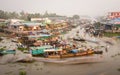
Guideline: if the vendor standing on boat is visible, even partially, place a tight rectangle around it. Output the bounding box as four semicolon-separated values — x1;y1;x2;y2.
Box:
29;48;32;54
13;48;16;55
105;45;109;52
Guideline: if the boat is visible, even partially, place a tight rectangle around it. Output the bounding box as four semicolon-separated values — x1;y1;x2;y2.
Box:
32;48;96;59
0;50;16;55
73;38;85;41
31;45;54;56
47;50;94;59
94;51;103;54
31;45;103;59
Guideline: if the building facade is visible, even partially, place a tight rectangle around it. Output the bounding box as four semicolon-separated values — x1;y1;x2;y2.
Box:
108;12;120;19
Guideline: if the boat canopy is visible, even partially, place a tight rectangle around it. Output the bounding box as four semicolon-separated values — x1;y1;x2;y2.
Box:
32;49;44;55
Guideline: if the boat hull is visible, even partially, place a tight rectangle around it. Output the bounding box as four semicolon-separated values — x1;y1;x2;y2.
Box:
47;50;94;59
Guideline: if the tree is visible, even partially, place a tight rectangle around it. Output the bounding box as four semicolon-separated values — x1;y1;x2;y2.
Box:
0;10;68;21
9;12;19;19
72;15;80;19
44;11;49;17
27;15;31;21
34;13;41;18
20;11;28;20
0;10;19;19
0;10;7;19
94;22;101;29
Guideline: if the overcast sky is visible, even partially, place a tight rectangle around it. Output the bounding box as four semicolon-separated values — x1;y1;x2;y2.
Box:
0;0;120;17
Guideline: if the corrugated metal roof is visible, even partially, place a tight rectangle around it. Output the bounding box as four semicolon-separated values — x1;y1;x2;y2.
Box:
21;21;44;26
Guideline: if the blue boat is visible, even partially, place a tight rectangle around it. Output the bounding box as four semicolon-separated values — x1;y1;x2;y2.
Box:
0;50;16;55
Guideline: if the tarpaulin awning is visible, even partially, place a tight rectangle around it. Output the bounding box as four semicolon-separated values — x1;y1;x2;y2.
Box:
108;18;120;24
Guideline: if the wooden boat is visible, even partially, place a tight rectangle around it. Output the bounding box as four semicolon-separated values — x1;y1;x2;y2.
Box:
31;46;103;59
73;38;85;42
46;50;94;59
94;51;103;54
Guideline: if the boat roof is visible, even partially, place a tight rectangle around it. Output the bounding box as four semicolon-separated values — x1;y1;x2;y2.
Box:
30;45;53;50
44;48;62;52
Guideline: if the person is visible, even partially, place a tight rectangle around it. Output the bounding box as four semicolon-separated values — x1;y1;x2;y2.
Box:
53;44;56;48
29;49;32;54
44;52;48;58
13;48;16;55
73;44;76;49
105;45;109;52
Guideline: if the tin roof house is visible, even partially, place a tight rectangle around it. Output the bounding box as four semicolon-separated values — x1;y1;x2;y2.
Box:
8;20;44;32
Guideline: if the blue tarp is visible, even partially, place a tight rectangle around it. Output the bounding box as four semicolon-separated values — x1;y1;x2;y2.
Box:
71;49;78;53
108;18;120;24
32;49;44;55
31;45;53;55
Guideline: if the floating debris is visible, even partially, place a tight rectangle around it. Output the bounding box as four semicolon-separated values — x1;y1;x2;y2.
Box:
117;68;120;72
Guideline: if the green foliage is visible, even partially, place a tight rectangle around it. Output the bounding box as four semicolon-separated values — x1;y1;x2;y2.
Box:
0;22;6;26
0;10;19;19
0;10;67;20
104;32;120;37
3;46;6;48
0;9;79;25
0;10;8;19
17;47;27;52
0;46;6;51
0;48;5;51
94;22;101;29
19;70;27;75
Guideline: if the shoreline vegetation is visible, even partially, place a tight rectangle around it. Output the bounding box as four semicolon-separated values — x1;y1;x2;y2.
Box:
104;32;120;37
